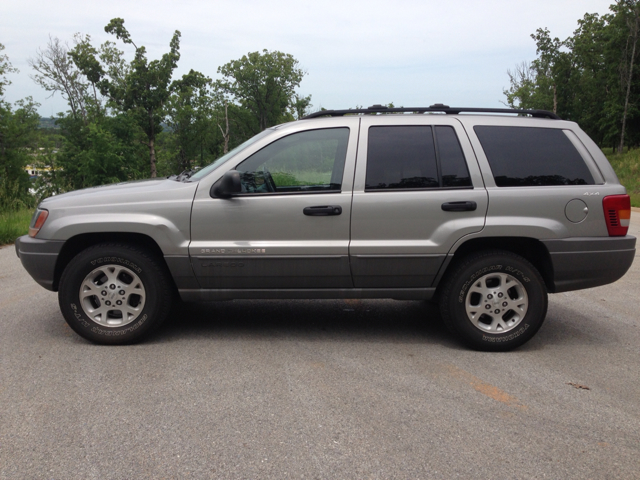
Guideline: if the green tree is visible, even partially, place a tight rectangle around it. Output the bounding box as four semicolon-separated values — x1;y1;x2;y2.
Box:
162;69;216;173
505;1;640;151
291;94;313;119
54;108;148;191
503;28;573;116
0;44;40;209
216;50;307;133
609;0;640;152
73;18;182;177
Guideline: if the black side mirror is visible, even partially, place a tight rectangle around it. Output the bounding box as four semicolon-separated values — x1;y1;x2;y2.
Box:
211;170;242;199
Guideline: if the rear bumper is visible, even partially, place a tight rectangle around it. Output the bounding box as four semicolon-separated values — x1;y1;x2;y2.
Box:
15;235;65;291
542;236;636;293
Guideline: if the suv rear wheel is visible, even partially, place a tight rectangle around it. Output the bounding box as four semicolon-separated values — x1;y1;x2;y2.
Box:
439;250;548;351
58;243;173;344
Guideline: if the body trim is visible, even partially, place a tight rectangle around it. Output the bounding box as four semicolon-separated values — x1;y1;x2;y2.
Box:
542;236;636;292
178;287;436;301
15;236;65;291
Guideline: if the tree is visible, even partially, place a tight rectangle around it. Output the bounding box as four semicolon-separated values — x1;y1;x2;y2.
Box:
72;18;182;177
28;35;91;122
0;44;40;209
163;69;216;172
503;61;537;109
504;3;640;149
53;111;147;191
291;94;313;119
216;50;307;133
0;42;18;98
610;0;640;152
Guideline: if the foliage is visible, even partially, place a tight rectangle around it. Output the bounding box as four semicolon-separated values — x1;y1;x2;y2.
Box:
68;18;183;177
0;43;18;97
21;20;312;186
217;50;307;133
29;35;92;122
52;109;147;191
505;1;640;151
161;70;217;174
0;207;31;244
1;44;40;210
605;147;640;206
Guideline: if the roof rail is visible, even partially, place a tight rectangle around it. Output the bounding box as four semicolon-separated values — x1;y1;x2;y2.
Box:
302;104;561;120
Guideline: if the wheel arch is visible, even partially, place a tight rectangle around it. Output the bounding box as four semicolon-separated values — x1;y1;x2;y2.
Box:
53;233;167;292
445;237;555;293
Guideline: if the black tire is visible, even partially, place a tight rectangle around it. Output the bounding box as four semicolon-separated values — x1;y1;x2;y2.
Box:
58;243;174;345
439;250;548;351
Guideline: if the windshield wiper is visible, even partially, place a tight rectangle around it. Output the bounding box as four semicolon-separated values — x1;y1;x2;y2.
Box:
174;169;195;182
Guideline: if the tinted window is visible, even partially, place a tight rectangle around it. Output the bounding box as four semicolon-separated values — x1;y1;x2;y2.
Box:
366;126;438;190
474;126;595;187
236;128;349;194
436;126;472;187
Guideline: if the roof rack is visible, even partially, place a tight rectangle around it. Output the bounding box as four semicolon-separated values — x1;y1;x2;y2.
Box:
302;104;561;120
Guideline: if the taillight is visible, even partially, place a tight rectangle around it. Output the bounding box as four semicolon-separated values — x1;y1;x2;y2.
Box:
602;195;631;236
28;208;49;238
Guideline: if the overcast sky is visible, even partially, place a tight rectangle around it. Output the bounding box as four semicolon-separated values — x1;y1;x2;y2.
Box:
1;0;615;117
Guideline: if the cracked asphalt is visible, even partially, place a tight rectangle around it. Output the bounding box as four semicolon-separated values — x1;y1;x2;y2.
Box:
1;212;639;479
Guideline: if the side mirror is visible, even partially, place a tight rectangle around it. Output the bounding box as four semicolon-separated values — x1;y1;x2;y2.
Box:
211;170;242;199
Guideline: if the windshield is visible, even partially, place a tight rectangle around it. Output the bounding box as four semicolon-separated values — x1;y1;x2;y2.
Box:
189;129;275;181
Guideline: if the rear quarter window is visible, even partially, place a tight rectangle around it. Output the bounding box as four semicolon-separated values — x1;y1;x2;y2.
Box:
474;126;595;186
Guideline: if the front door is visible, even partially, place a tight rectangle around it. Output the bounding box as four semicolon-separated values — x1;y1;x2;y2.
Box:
190;121;359;291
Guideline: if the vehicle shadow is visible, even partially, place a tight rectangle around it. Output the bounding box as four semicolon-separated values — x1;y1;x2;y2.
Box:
153;298;461;348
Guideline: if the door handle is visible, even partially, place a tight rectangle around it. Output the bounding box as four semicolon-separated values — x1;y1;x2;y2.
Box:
303;205;342;216
441;201;477;212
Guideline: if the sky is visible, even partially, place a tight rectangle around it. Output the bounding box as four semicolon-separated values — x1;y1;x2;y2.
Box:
1;0;615;117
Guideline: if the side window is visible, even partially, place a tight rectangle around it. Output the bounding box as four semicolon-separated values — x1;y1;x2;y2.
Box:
365;125;471;191
436;126;472;188
474;126;595;187
366;126;438;190
236;128;349;194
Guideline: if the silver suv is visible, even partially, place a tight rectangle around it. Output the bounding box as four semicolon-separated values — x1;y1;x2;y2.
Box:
15;105;636;350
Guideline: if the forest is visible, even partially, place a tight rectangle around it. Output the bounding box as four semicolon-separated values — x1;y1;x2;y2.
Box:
1;1;639;243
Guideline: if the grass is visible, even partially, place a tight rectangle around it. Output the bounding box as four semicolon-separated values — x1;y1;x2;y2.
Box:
605;148;640;207
272;170;332;186
0;208;32;246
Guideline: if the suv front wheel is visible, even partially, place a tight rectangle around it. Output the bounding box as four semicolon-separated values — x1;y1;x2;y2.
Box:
58;243;173;345
439;250;548;351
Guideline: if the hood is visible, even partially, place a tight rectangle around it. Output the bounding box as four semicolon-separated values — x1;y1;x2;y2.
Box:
39;178;198;209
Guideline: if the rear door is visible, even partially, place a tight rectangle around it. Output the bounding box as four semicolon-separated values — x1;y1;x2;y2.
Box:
349;116;488;288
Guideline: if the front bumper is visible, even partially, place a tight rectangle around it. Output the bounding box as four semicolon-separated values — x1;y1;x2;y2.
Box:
542;236;636;293
15;235;65;291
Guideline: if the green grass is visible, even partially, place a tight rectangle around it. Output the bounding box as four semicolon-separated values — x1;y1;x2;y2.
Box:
605;148;640;207
272;170;332;186
0;208;32;246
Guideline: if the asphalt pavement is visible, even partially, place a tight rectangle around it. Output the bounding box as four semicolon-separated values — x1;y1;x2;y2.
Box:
1;213;639;479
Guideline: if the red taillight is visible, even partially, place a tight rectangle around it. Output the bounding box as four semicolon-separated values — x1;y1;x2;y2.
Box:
28;209;49;238
602;195;631;236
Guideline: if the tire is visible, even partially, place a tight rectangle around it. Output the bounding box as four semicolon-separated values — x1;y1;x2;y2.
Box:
439;250;548;351
58;243;174;345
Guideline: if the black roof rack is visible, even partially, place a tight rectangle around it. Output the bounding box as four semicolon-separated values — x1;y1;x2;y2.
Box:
302;104;561;120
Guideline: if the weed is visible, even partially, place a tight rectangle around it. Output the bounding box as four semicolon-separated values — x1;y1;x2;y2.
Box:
0;208;32;245
605;149;640;207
